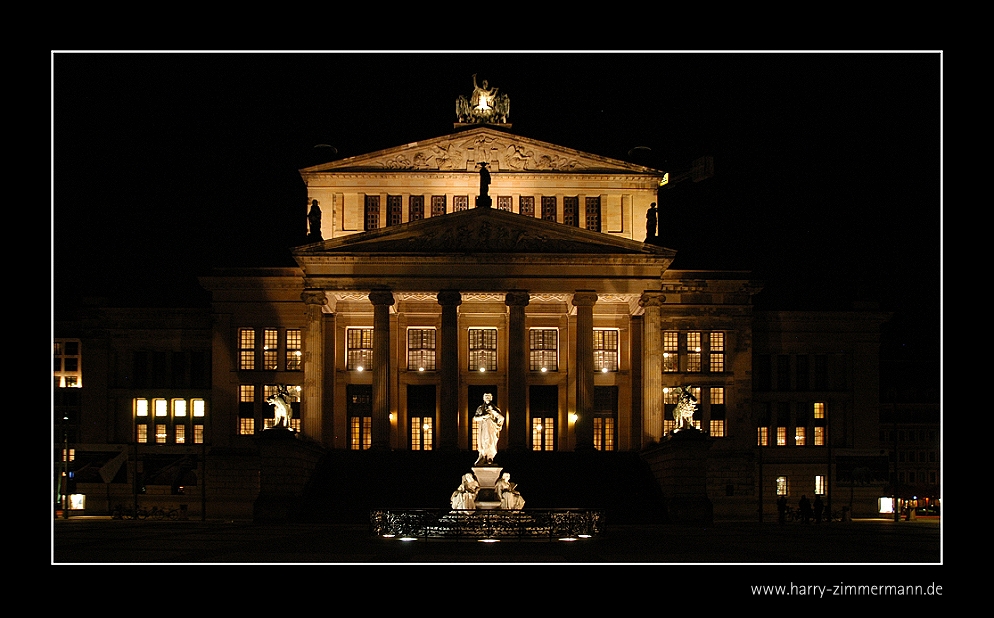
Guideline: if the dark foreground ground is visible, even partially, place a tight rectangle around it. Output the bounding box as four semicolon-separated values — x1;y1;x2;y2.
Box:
53;516;940;565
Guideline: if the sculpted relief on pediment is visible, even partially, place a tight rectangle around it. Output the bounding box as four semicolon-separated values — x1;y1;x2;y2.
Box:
370;133;588;172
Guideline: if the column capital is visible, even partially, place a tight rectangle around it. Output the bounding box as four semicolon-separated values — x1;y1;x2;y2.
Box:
301;290;328;307
571;290;598;307
505;290;530;307
368;290;395;307
436;290;462;307
639;291;667;308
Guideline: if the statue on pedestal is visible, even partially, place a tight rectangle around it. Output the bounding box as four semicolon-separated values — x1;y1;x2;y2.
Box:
307;199;322;241
473;392;504;465
673;385;698;431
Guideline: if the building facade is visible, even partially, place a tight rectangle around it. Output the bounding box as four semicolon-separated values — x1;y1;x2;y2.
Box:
55;115;895;522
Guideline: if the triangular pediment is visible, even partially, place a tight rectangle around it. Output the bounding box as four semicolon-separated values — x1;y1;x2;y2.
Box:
300;126;662;175
294;207;676;257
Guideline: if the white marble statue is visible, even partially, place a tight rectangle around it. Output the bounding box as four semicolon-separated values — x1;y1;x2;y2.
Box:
495;472;525;510
473;393;504;465
266;385;294;429
450;473;480;511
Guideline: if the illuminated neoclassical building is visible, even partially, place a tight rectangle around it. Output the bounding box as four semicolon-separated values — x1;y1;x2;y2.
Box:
57;81;892;523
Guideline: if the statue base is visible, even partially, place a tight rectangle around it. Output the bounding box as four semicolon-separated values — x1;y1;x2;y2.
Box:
472;465;503;509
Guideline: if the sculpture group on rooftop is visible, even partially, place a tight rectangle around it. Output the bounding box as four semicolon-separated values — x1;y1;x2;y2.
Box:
456;74;510;124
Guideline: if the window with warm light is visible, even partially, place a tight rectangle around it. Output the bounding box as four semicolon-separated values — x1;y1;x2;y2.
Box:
454;195;469;211
709;387;725;437
407;328;436;371
814;426;826;446
593;329;619;372
594;416;615;451
663;331;679;372
364;194;380;230
347;328;374;371
348;385;372;450
687;332;702;372
795;426;806;446
410;416;434;450
757;427;768;446
709;332;724;372
239;385;255;435
814;402;826;446
776;476;789;496
531;417;555;451
815;475;826;495
263;328;278;370
54;338;82;388
239;328;255;370
777;426;787;446
497;196;512;212
529;328;558;372
469;328;497;372
286;329;302;371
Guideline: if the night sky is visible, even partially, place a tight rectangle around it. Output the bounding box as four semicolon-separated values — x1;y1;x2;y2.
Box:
51;51;942;373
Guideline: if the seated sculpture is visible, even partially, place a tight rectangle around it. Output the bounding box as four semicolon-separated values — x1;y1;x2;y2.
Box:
450;473;480;511
495;472;525;510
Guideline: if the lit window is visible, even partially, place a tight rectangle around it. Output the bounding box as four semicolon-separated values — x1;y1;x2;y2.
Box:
777;426;787;446
497;196;512;212
347;328;374;371
137;425;148;443
709;387;725;437
815;475;826;495
709;419;725;437
136;399;149;417
529;328;558;372
814;426;826;446
411;416;434;451
175;425;186;444
154;399;167;417
407;328;436;371
263;328;278;370
593;329;619;372
239;418;255;435
594;416;615;451
757;427;768;446
351;415;371;450
531;417;555;451
663;331;679;372
193;399;205;417
469;328;497;372
814;402;826;445
709;332;724;372
155;424;167;444
813;402;825;419
687;332;702;372
239;328;256;370
454;195;469;211
795;426;806;446
286;329;302;371
173;399;187;417
194;425;204;444
776;476;788;496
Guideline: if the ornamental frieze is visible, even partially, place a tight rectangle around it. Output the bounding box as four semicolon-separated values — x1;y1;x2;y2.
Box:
370;134;586;172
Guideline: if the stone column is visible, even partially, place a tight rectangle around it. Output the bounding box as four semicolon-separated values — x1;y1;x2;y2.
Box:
437;290;462;451
505;290;530;451
301;290;328;444
639;291;666;443
369;290;394;450
572;291;597;451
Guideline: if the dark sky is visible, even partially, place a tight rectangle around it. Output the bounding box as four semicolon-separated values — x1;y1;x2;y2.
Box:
52;51;942;364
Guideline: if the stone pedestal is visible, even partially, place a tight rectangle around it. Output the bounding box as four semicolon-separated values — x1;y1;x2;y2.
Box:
642;428;713;525
253;429;324;522
471;466;503;509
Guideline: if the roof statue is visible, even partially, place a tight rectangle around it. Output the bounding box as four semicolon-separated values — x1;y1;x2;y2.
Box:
456;74;510;126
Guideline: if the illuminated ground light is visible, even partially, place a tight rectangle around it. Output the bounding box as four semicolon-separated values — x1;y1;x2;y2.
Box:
558;535;578;542
398;536;418;542
478;538;501;543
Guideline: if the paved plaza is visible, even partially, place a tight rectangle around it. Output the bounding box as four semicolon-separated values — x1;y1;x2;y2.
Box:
53;516;940;565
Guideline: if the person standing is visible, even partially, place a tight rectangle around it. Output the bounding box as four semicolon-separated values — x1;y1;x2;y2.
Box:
777;495;788;525
799;494;812;524
813;495;824;524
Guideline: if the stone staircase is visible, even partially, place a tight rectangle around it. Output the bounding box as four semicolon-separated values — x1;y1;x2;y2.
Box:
294;448;667;525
